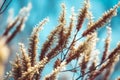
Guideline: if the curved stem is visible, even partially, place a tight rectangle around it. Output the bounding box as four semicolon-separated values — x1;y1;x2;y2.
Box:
0;0;12;14
61;30;79;62
76;58;109;80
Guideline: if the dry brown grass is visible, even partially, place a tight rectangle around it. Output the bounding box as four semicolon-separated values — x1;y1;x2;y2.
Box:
0;0;120;80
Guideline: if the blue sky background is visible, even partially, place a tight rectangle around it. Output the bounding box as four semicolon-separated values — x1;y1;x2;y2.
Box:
0;0;120;80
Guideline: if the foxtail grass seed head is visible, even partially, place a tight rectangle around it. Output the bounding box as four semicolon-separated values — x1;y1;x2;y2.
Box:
59;3;66;25
0;38;9;78
82;1;120;37
1;1;120;80
28;18;49;66
76;0;89;31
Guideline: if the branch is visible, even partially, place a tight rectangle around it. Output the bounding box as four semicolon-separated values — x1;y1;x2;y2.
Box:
0;0;12;15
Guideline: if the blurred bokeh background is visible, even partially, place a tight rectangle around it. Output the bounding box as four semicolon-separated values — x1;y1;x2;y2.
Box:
0;0;120;80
